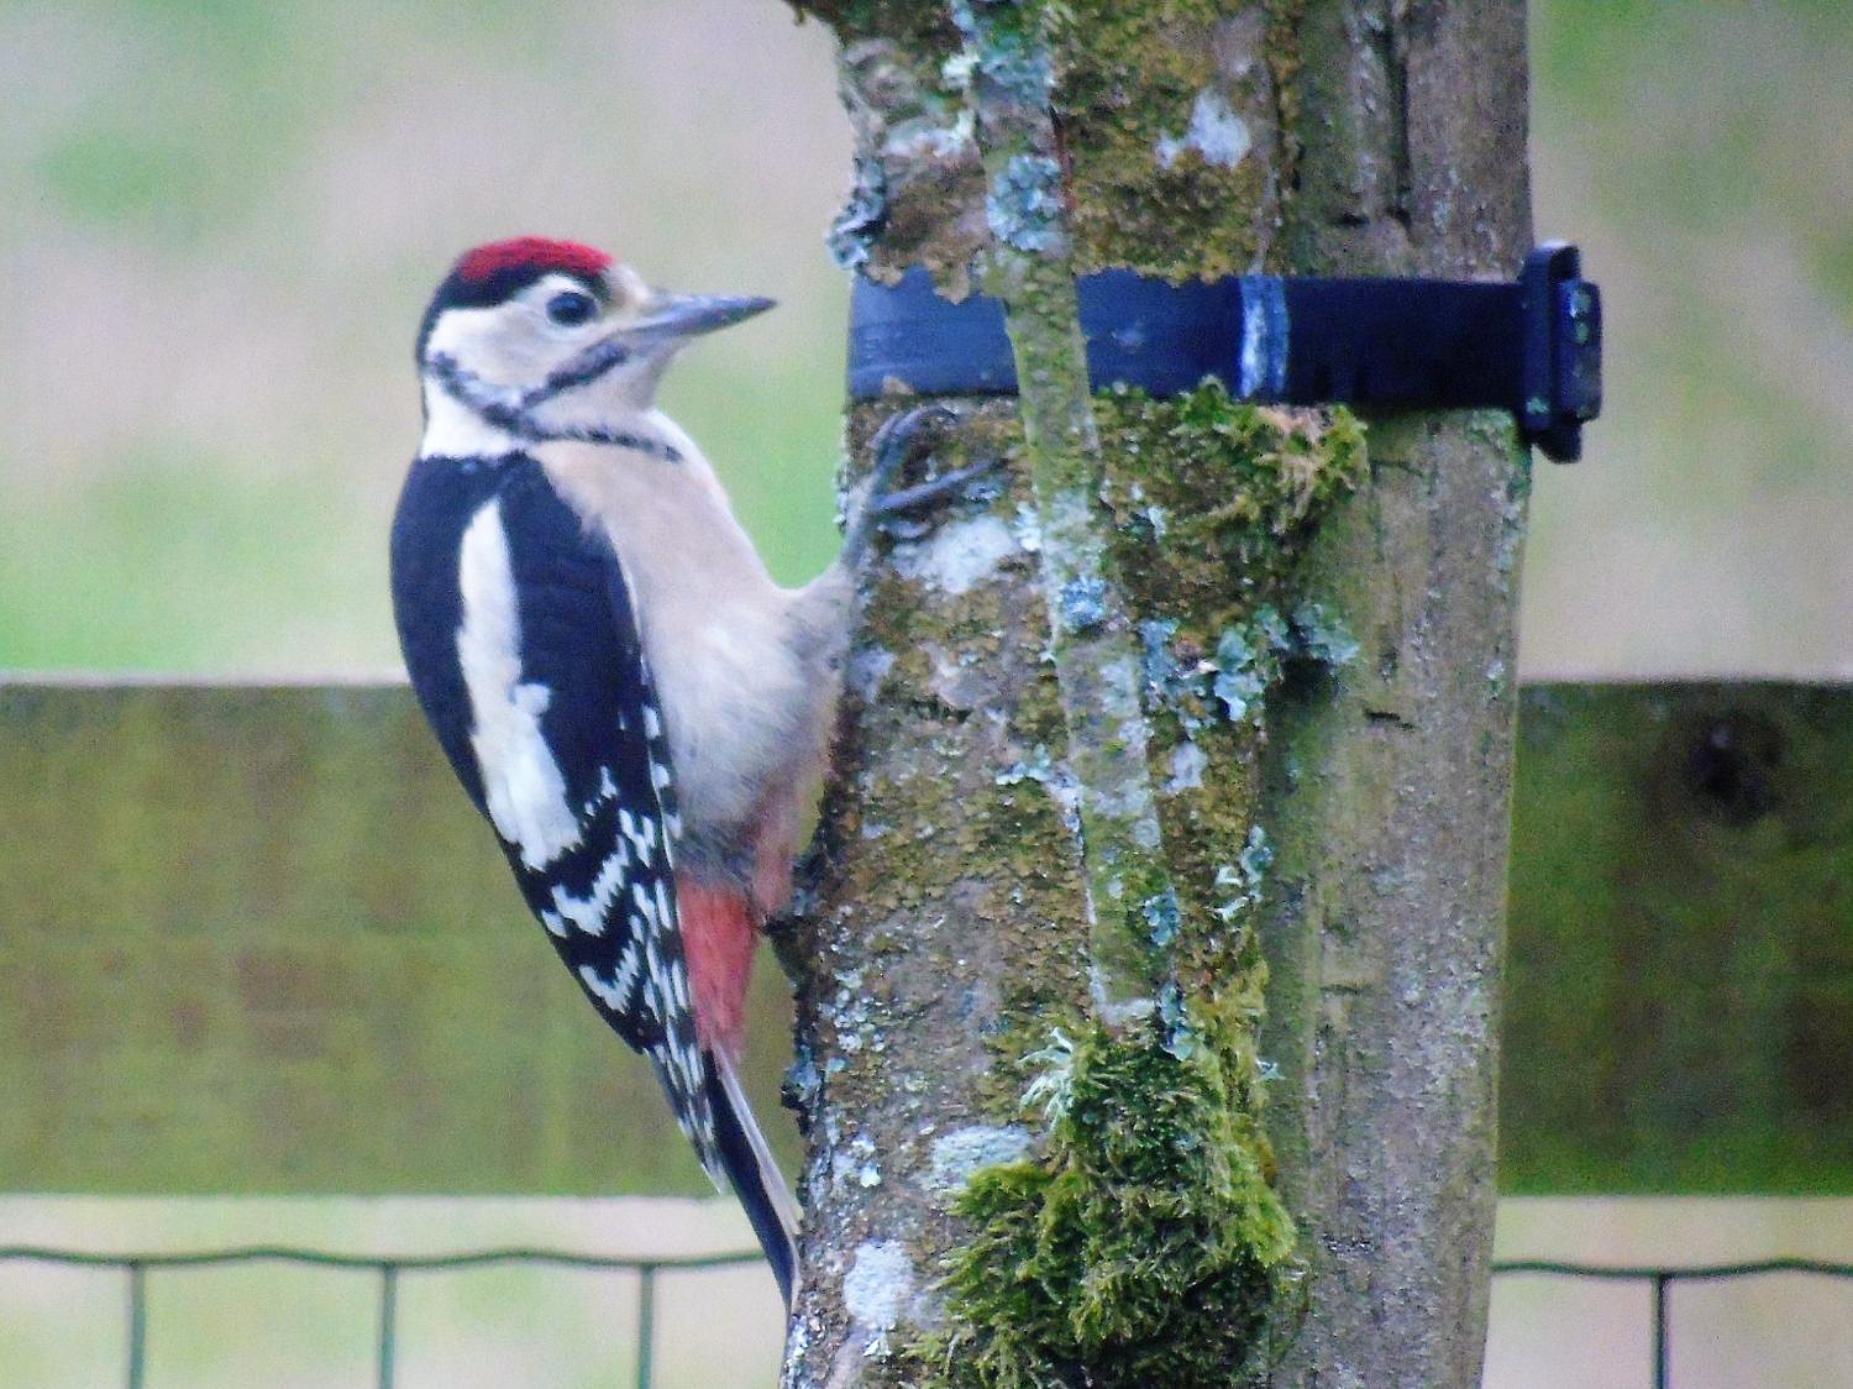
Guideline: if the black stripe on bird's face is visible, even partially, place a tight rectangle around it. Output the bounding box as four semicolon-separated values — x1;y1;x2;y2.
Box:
423;351;687;461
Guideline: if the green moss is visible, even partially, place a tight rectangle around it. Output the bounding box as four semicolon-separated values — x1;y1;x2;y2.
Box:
1263;0;1306;183
810;1;1291;283
1051;1;1275;277
1095;382;1366;627
911;1017;1295;1387
1089;383;1362;987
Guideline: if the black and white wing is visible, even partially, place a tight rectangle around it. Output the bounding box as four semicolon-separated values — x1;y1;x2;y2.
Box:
390;453;714;1165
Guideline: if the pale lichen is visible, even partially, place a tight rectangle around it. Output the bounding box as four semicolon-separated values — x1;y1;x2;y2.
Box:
890;512;1022;595
985;152;1065;252
928;1124;1035;1193
829;154;889;269
1156;88;1254;171
1056;574;1110;633
845;1239;919;1358
1291;601;1360;667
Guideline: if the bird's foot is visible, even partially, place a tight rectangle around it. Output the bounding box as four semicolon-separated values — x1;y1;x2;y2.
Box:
870;460;997;519
864;404;958;503
843;405;997;566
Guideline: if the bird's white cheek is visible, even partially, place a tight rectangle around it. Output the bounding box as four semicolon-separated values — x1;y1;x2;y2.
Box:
420;382;520;459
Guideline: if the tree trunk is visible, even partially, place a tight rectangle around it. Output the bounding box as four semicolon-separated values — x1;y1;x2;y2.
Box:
774;4;1531;1386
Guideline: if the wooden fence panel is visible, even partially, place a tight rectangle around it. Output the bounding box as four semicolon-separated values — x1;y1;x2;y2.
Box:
3;680;1848;1194
1504;682;1853;1193
0;681;792;1196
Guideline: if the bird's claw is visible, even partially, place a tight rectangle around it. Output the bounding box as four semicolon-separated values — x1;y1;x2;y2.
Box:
865;404;959;501
870;459;997;519
843;404;993;565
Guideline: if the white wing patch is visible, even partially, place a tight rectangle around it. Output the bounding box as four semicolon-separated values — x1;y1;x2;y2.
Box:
586;766;619;814
456;499;583;870
618;808;659;864
577;963;627;1011
545;843;630;937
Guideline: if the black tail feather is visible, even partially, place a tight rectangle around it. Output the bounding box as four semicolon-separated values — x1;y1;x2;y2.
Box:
704;1051;799;1308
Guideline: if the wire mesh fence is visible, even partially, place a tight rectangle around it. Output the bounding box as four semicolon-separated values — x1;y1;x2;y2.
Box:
1492;1257;1853;1389
0;1244;754;1389
4;1244;1852;1388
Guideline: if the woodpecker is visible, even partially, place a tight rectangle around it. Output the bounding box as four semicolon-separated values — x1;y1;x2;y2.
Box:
390;237;962;1308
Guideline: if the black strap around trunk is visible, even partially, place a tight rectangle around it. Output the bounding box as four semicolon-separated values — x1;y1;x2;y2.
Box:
847;244;1601;462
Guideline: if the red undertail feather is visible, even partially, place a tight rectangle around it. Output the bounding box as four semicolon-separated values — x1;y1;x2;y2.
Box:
455;237;612;285
676;874;759;1059
679;873;799;1304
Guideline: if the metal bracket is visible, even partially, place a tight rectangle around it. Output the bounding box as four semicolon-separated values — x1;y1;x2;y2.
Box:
1520;242;1604;462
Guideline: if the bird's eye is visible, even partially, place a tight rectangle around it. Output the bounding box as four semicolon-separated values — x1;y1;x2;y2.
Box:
546;290;597;327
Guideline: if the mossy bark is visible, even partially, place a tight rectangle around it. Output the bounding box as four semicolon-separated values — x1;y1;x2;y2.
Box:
1257;5;1532;1383
777;3;1530;1385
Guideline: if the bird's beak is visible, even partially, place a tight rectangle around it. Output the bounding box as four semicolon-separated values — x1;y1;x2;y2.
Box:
628;293;776;343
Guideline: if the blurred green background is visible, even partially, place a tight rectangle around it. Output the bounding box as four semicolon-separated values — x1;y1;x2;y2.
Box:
2;1;1851;1386
1;0;1848;679
0;0;851;673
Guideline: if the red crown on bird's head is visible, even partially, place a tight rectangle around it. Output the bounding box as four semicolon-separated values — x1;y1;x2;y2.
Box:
455;237;613;285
